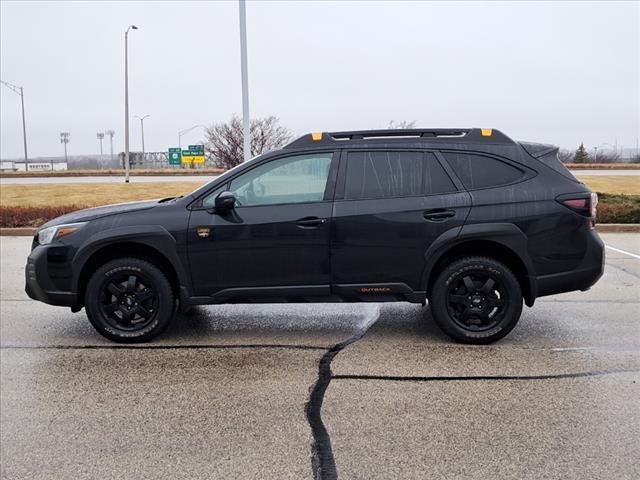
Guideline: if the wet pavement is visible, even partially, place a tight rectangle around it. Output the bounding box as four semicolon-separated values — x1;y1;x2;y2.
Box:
0;234;638;479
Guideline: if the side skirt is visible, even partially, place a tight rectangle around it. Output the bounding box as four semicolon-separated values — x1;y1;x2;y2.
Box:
179;284;426;310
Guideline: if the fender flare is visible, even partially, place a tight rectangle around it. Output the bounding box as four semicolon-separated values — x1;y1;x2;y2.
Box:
420;223;537;305
71;225;192;295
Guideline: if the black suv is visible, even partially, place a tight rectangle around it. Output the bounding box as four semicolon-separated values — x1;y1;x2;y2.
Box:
26;128;604;343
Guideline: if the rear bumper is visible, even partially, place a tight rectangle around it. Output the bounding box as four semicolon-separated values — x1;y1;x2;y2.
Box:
25;246;78;307
535;230;605;298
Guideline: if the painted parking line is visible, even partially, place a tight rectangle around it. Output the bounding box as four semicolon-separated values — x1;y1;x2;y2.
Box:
605;244;640;260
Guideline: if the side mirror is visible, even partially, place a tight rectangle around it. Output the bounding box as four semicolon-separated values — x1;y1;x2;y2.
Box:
214;191;236;213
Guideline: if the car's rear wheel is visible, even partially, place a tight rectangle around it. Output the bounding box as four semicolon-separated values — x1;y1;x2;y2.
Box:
430;256;523;344
85;257;175;343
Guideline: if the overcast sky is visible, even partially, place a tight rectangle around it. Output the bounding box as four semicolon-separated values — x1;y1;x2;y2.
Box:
1;0;638;159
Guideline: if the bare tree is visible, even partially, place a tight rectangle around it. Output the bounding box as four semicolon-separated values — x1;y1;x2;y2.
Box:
595;151;622;164
558;149;574;164
204;116;293;169
388;120;416;129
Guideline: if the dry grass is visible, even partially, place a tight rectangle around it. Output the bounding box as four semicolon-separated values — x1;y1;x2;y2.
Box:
576;176;640;196
0;181;206;207
0;168;224;178
566;163;640;170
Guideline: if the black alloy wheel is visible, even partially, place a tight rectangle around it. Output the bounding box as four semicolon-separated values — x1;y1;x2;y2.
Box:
99;272;159;331
430;256;523;344
85;258;175;343
446;272;506;331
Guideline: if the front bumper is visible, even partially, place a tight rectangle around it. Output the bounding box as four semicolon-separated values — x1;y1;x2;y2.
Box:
25;245;78;307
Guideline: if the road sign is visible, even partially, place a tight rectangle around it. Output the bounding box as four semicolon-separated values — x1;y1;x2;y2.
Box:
182;144;205;164
168;147;181;165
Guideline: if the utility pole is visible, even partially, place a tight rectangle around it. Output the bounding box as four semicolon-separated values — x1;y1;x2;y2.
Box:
105;130;115;163
60;132;70;165
1;79;29;169
97;132;105;167
239;0;251;162
135;114;150;157
124;24;138;182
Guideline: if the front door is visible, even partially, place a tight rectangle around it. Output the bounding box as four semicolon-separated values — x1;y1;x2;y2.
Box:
188;152;337;296
331;150;471;293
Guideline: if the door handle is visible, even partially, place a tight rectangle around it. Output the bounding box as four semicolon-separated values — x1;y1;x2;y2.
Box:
296;216;327;228
423;209;456;222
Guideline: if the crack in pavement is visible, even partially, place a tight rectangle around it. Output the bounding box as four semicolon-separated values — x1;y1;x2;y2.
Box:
332;368;640;383
305;305;381;480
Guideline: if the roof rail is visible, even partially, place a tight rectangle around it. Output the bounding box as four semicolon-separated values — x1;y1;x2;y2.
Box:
283;128;514;149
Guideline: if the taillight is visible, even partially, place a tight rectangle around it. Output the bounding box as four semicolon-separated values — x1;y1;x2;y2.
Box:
557;193;597;229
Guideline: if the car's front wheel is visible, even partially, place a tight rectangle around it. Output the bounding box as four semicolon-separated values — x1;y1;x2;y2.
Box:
430;256;523;344
85;257;175;343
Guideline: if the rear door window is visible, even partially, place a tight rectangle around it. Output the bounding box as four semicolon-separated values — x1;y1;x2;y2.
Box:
442;152;524;189
424;153;457;195
344;151;456;200
345;151;422;200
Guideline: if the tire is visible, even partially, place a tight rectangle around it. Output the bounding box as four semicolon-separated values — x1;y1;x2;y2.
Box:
430;256;523;344
84;257;175;343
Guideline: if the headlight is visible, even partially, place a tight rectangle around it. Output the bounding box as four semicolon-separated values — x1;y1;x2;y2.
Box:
37;222;87;245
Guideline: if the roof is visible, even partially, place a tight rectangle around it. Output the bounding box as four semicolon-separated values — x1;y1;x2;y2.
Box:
283;128;515;149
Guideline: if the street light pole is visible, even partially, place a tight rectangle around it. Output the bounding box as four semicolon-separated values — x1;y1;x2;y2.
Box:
178;124;205;150
105;130;115;163
124;25;138;183
97;132;105;166
135;114;150;156
239;0;251;162
1;79;29;169
60;132;70;165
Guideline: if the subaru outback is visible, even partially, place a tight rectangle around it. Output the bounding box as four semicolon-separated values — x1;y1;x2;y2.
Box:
26;128;604;343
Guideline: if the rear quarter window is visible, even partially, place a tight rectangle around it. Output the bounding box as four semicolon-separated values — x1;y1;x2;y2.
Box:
442;152;524;189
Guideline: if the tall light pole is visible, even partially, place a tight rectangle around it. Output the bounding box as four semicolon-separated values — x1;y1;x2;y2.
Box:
1;79;28;169
96;132;105;167
105;130;115;163
178;124;205;150
238;0;251;162
124;24;138;183
135;114;150;156
60;132;70;166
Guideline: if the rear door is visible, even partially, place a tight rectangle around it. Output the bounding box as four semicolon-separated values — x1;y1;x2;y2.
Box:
330;150;471;293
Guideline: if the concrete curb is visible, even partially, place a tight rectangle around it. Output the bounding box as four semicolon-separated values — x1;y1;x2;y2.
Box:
1;228;37;236
2;224;639;237
595;224;640;233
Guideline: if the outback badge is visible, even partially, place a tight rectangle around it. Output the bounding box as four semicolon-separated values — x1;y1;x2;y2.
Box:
197;227;211;238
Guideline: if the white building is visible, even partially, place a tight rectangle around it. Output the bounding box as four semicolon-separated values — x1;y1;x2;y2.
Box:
0;161;68;172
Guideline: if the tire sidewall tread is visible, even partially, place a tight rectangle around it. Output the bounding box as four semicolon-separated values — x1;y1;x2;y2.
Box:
85;257;175;343
431;256;523;344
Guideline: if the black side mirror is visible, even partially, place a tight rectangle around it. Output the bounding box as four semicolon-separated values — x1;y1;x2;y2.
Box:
214;191;236;213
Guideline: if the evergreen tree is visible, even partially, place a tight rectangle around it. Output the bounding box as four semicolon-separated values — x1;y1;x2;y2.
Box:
574;142;590;163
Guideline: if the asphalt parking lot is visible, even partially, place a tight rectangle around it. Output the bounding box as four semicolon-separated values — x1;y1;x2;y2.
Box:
1;233;638;480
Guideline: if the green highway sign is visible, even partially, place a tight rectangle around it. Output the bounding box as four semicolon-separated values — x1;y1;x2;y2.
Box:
168;147;181;165
182;144;205;164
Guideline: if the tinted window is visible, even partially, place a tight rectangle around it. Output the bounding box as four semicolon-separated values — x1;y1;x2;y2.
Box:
202;185;228;208
221;153;333;207
424;153;457;195
345;151;422;200
443;152;524;189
